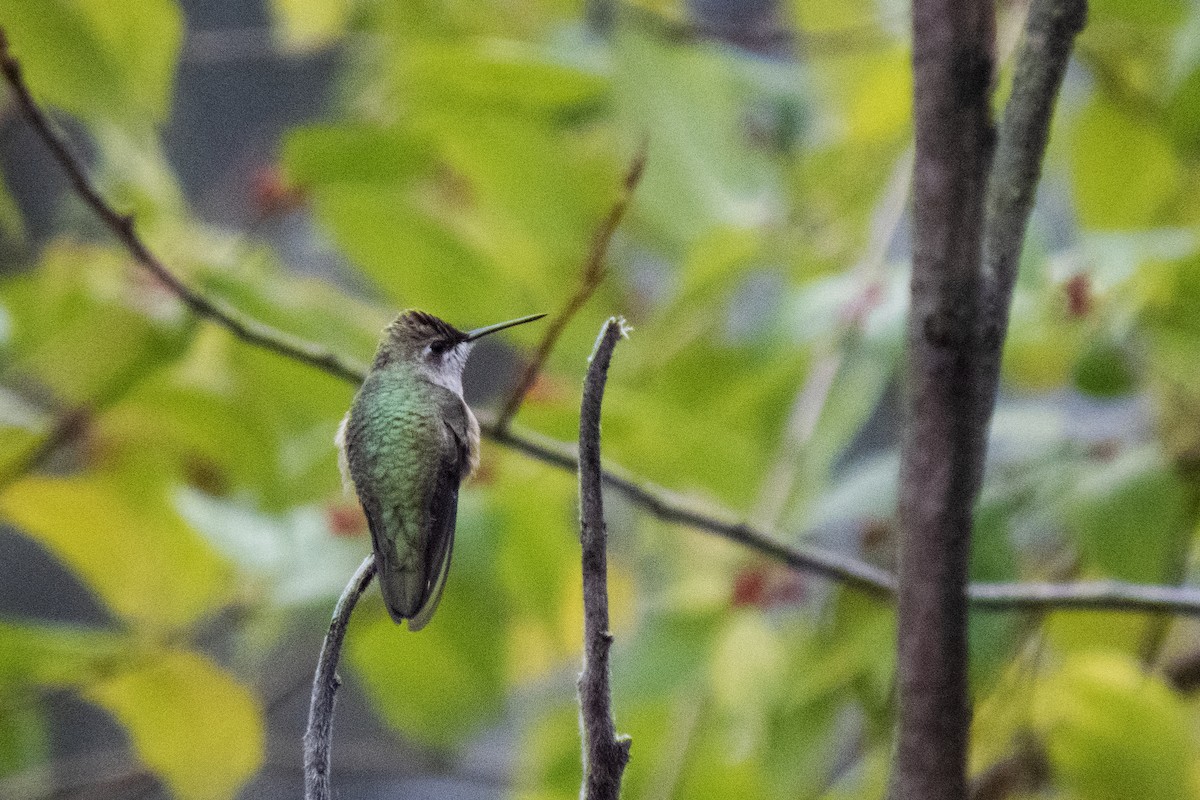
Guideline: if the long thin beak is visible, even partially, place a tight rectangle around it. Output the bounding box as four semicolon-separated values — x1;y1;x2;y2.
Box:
464;313;547;342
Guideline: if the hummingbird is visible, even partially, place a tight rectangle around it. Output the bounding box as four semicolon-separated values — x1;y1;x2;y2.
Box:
336;309;546;630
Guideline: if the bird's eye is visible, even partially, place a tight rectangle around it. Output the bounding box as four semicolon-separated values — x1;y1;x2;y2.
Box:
429;341;449;357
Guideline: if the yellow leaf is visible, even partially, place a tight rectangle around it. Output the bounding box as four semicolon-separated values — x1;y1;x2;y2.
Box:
0;477;230;631
1035;653;1198;800
87;650;264;800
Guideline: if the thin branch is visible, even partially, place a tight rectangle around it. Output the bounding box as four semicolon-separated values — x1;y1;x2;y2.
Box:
577;317;632;800
0;29;367;386
968;580;1200;615
981;0;1088;369
892;0;995;796
0;405;91;493
496;147;647;431
482;416;900;598
304;554;376;800
9;19;1200;624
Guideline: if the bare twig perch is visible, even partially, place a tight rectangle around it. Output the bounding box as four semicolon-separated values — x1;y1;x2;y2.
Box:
496;146;647;431
304;555;376;800
577;318;632;800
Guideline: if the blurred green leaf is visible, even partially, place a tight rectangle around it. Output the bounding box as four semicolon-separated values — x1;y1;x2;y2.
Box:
0;693;48;778
283;123;433;186
1035;653;1196;800
1067;447;1189;583
1073;337;1138;398
0;0;181;122
1070;99;1181;229
397;39;608;114
0;621;130;688
613;30;780;249
2;242;192;407
87;649;264;800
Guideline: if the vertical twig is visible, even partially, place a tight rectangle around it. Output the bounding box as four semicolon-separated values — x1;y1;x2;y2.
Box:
892;0;995;798
980;0;1088;386
304;554;377;800
577;317;632;800
496;148;647;431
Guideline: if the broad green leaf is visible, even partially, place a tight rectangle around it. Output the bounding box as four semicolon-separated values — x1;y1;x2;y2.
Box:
424;111;614;288
309;184;502;319
614;606;721;700
75;0;183;120
1035;653;1196;800
283;123;432;185
1001;290;1088;390
0;0;181;122
708;612;786;715
87;649;264;800
1066;447;1189;583
967;500;1024;689
491;454;579;625
842;47;912;143
1;241;192;407
397;39;608;113
1073;337;1137;398
0;476;232;631
1050;449;1190;653
1070;99;1181;229
613;30;780;249
1089;0;1186;26
0;0;126;120
1165;63;1200;152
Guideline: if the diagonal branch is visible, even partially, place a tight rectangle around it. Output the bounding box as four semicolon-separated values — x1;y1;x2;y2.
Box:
0;30;367;386
980;0;1087;386
496;146;647;431
304;554;376;800
9;19;1200;624
577;317;632;800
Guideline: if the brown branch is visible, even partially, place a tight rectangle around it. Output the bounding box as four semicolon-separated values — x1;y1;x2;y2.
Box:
496;147;647;431
891;0;995;797
0;29;367;386
304;554;376;800
577;317;632;800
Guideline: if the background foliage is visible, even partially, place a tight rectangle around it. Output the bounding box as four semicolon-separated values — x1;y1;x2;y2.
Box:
1;0;1200;797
